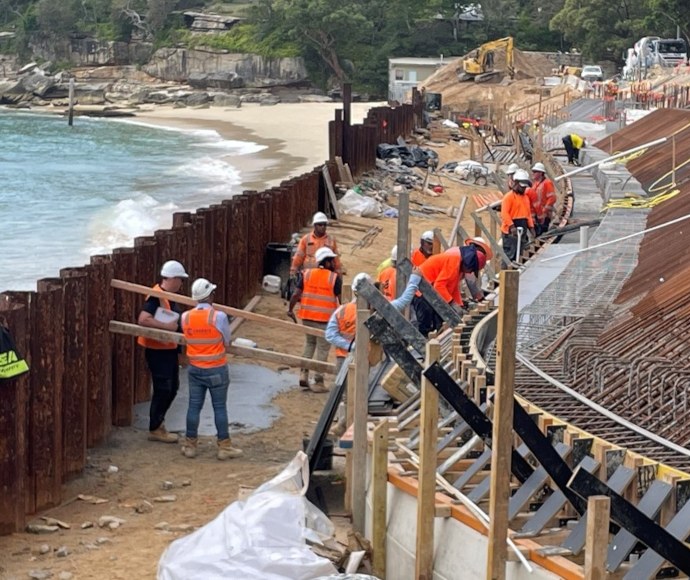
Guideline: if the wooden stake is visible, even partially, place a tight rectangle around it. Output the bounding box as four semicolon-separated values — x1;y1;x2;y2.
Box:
415;339;441;580
448;196;468;246
352;296;370;533
111;279;325;337
372;419;390;578
487;270;519;580
396;191;410;297
584;495;610;580
345;362;356;514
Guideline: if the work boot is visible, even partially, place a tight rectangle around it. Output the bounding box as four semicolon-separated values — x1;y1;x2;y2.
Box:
217;438;243;460
299;370;309;389
148;424;178;444
309;380;329;394
181;437;198;458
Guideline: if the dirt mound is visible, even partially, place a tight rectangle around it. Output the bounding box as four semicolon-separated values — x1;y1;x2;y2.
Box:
421;45;569;116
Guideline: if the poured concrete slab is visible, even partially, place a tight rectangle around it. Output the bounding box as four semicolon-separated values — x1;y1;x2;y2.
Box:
134;363;299;436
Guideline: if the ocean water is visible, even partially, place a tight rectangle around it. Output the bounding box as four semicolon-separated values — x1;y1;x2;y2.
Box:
0;110;265;291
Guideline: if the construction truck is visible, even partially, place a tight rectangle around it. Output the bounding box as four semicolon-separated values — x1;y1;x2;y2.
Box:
623;36;688;80
457;37;515;83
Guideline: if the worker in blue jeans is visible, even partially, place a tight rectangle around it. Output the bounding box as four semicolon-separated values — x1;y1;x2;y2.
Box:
180;278;242;461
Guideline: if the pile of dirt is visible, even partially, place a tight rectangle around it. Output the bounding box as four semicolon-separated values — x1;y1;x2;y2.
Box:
421;45;567;117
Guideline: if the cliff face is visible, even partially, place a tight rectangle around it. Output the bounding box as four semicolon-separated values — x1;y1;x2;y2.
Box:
26;38;307;88
143;48;308;88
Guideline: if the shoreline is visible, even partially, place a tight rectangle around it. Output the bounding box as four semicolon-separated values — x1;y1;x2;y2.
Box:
135;101;384;193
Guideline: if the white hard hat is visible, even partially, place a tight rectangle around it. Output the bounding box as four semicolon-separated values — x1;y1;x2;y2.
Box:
506;163;519;175
531;162;546;173
391;245;398;261
160;260;188;279
352;272;372;293
513;169;531;184
421;230;434;243
191;278;217;301
312;211;329;225
315;246;337;264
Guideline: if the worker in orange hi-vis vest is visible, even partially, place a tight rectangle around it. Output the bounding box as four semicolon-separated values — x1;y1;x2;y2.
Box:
377;245;398;300
528;162;557;236
413;244;489;336
180;278;242;461
411;230;435;267
290;211;342;276
501;169;536;264
137;259;188;444
287;246;342;393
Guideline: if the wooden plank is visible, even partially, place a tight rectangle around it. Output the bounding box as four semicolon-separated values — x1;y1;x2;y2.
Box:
396;191;410;297
415;339;441;580
352;297;370;533
227;295;261;335
584;496;610;580
335;156;352;185
322;165;340;220
372;419;389;578
433;228;449;251
108;321;335;374
111;279;324;338
487;270;517;580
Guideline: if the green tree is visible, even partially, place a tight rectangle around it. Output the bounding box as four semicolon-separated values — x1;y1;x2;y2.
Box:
550;0;650;61
36;0;78;36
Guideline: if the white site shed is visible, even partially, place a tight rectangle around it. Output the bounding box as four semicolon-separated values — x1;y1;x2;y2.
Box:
388;57;447;102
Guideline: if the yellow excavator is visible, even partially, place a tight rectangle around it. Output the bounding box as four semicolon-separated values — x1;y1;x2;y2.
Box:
457;37;515;83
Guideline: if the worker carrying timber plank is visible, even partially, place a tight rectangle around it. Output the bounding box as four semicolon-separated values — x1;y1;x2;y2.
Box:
290;211;342;276
288;246;342;393
528;162;557;236
562;133;586;165
137;259;188;444
180;278;243;461
501;169;536;264
413;240;491;337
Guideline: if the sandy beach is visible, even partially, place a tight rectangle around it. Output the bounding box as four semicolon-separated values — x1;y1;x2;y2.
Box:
136;101;385;192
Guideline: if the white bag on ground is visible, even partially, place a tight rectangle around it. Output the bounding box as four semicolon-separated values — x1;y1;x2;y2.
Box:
158;451;337;580
338;189;383;218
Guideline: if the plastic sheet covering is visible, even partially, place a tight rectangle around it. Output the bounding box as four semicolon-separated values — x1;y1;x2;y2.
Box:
338;190;383;218
158;451;337;580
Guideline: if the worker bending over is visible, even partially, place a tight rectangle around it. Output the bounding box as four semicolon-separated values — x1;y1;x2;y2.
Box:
528;162;557;236
501;169;536;264
181;278;242;461
290;211;342;276
413;243;489;337
326;267;423;378
562;133;586;165
288;246;342;393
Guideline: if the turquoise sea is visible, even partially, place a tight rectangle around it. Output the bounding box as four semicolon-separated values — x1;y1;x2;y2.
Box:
0;110;265;291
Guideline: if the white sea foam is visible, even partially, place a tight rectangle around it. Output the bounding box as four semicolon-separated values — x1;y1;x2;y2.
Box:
174;156;242;185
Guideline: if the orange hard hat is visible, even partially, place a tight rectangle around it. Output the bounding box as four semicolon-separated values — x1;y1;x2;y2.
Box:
465;237;493;261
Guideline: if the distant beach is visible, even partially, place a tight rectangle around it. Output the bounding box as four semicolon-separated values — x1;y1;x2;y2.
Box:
135;101;383;190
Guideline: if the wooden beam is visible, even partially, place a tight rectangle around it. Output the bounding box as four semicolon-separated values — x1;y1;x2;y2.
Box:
111;279;324;337
352;296;370;533
108;321;335;374
322;165;340;220
487;270;519;580
448;196;468;246
415;339;441;580
344;362;355;514
584;495;610;580
228;295;261;334
372;419;390;578
396;191;410;297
